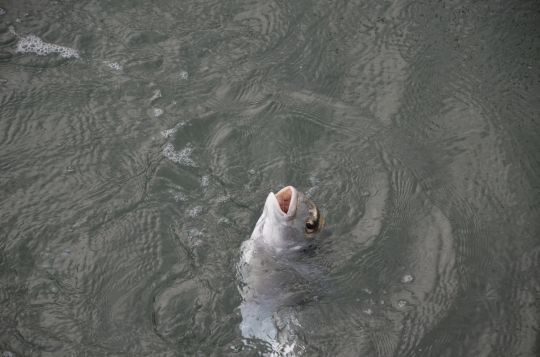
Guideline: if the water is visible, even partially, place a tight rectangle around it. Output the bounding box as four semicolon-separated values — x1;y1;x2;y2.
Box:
0;0;538;356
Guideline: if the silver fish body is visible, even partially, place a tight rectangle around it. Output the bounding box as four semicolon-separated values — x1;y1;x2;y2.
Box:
237;186;324;355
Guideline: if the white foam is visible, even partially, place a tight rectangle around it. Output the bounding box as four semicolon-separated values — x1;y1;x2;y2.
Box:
216;195;230;203
179;70;189;80
160;121;186;138
201;175;209;187
218;217;230;225
163;143;196;166
148;107;164;118
16;34;80;59
188;206;202;217
401;274;414;283
172;191;187;202
187;228;203;238
187;228;203;246
103;60;122;70
160;127;176;138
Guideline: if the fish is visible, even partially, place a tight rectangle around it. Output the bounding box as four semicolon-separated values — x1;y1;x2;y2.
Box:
237;186;325;355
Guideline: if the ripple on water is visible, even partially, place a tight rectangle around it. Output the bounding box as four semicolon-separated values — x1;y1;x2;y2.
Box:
232;1;291;54
1;0;536;355
151;276;210;343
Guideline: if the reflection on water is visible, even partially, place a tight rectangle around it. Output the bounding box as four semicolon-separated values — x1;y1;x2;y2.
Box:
0;0;539;356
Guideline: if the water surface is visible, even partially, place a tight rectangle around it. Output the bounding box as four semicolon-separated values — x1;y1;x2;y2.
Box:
0;0;539;356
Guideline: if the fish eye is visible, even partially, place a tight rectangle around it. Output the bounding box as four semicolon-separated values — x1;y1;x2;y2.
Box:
305;220;317;233
305;206;320;234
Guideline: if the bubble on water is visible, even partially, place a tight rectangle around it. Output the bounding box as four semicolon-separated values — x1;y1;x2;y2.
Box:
187;228;203;238
148;107;164;118
163;143;196;166
397;299;407;308
16;34;80;59
160;121;186;138
188;206;202;217
160;127;176;138
103;60;122;70
218;217;230;225
183;229;202;246
248;168;256;175
179;70;189;80
185;228;203;246
201;175;209;187
290;315;301;327
401;274;414;283
172;191;187;202
216;195;230;203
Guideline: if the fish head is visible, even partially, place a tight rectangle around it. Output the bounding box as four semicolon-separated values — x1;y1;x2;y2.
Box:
254;186;324;248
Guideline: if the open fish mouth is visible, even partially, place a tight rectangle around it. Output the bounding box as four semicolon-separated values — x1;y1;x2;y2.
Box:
275;186;294;214
271;185;324;235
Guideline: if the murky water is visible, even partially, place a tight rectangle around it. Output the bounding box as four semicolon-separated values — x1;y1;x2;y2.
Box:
1;0;539;356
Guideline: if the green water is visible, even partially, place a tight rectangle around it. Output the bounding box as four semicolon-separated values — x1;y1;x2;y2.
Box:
0;0;539;356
